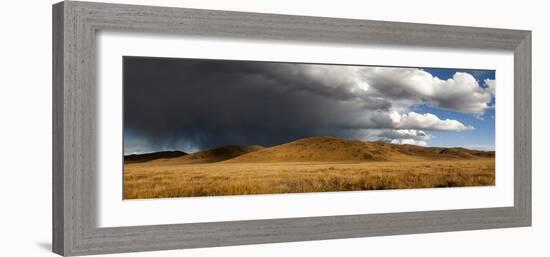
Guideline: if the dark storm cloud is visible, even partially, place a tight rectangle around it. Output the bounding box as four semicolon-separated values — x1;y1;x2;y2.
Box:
123;57;391;152
123;57;481;153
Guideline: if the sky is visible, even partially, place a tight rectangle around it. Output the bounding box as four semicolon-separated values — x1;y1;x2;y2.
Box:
123;57;495;154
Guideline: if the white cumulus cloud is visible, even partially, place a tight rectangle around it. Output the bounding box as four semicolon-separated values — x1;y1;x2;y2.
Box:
391;138;428;146
390;111;473;131
359;68;495;114
361;129;432;147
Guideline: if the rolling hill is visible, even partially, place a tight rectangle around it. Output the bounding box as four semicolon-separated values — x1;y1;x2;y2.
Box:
225;136;494;163
126;136;494;165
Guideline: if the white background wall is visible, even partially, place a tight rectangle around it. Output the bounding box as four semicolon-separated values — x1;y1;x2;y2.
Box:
0;0;547;256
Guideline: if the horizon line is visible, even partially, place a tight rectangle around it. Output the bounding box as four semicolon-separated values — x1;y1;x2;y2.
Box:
123;136;495;156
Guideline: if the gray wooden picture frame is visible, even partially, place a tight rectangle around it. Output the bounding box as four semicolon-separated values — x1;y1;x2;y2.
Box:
52;1;531;256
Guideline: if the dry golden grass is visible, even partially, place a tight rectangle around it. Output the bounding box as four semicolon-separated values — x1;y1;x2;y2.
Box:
123;159;495;199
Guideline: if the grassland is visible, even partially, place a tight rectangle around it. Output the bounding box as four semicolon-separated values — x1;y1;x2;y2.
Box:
123;159;495;199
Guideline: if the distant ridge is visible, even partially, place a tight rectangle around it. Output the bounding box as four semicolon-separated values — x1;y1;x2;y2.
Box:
124;151;187;164
149;145;264;164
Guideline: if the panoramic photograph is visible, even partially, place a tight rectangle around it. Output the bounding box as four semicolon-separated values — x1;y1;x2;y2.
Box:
123;56;496;199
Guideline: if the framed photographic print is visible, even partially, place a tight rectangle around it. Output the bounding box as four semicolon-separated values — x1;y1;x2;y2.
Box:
52;1;531;256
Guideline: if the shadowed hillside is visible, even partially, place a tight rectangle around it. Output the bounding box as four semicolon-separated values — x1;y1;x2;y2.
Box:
150;145;264;164
123;151;187;164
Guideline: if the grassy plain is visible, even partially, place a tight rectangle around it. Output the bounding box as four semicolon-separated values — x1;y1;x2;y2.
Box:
123;159;495;199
